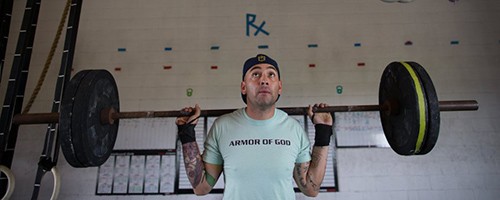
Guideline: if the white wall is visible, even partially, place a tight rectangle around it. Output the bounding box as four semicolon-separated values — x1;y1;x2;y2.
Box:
1;0;499;199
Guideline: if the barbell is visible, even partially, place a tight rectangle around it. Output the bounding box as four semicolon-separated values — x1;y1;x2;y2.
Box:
11;61;478;168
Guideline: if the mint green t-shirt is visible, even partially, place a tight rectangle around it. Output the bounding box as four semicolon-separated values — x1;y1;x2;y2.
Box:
203;108;311;200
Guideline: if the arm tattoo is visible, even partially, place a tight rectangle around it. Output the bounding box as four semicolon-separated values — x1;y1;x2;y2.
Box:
295;162;309;189
295;146;329;194
182;142;204;188
205;171;217;187
309;146;328;191
308;173;320;192
310;147;326;168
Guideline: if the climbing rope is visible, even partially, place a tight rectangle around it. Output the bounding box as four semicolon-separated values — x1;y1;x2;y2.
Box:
22;0;72;114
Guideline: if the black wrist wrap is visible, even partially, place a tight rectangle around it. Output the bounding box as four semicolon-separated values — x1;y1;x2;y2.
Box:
314;124;333;146
177;124;196;144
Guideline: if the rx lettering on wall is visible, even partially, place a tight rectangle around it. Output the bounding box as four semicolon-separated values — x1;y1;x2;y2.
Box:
246;13;269;36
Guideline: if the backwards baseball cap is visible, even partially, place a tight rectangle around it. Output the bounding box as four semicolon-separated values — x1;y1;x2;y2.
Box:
241;54;280;104
242;54;280;80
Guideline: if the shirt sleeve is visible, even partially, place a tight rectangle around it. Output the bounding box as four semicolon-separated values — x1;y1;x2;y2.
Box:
295;127;311;163
203;121;224;165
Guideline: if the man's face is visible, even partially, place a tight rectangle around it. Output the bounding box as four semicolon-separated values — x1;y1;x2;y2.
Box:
241;63;282;109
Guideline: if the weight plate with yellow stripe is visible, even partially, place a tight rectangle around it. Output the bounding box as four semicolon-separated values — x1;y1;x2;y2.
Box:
379;61;435;155
407;61;440;155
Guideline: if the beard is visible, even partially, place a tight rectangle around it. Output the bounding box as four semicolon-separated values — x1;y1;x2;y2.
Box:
248;92;277;110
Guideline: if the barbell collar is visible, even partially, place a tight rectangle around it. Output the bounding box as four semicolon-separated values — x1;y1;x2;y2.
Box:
11;100;478;125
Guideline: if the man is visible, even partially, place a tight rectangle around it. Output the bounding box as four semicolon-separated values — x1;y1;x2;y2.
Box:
176;54;333;199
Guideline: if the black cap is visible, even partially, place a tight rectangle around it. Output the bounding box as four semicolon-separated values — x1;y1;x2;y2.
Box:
242;54;280;80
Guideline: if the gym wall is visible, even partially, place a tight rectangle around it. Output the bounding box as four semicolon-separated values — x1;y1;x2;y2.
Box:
1;0;499;199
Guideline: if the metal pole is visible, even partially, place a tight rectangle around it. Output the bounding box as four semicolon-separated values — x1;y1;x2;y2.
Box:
11;100;479;125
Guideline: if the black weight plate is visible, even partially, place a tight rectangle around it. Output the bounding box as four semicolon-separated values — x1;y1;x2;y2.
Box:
379;62;429;155
72;70;119;167
60;70;91;167
407;62;440;155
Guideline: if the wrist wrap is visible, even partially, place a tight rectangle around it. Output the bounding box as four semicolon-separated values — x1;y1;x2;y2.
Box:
314;124;333;146
178;124;196;144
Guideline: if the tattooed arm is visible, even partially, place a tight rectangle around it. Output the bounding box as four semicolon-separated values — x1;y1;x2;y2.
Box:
293;146;329;197
293;103;333;197
182;142;223;195
177;105;223;195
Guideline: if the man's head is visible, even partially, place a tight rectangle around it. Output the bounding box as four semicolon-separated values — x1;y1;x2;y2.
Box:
241;54;282;105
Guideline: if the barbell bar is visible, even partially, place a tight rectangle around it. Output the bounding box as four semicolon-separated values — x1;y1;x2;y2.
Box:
12;100;478;125
8;61;480;168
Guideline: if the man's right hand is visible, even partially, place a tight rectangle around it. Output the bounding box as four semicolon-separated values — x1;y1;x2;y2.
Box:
176;104;201;144
307;103;333;147
176;104;201;125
